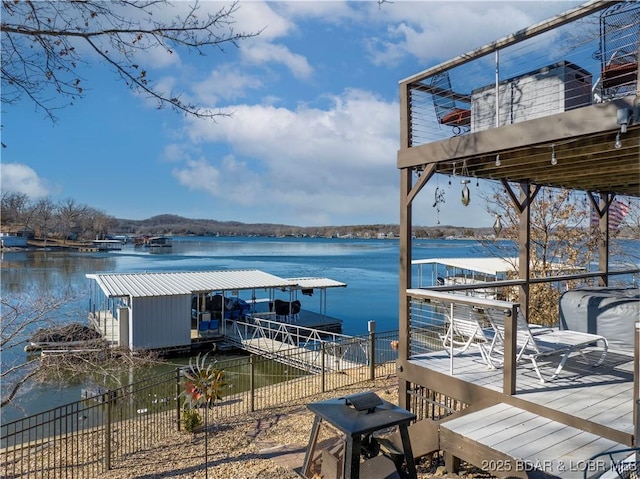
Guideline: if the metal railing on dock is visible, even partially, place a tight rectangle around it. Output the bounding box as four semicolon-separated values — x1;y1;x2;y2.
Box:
224;317;365;373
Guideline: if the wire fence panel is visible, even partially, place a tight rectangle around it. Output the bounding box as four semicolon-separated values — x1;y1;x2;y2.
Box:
1;330;399;478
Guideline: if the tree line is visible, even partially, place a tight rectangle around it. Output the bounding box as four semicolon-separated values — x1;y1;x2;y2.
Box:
1;193;494;241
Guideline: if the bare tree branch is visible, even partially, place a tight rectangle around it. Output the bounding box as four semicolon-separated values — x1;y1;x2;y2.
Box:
1;0;261;121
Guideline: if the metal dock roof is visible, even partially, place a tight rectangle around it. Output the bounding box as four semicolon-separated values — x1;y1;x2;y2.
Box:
86;269;293;298
284;277;347;289
86;270;346;298
411;257;586;277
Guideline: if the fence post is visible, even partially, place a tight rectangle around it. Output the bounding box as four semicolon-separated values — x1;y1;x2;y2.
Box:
321;342;326;393
250;355;255;412
368;321;376;381
104;390;112;471
176;367;182;431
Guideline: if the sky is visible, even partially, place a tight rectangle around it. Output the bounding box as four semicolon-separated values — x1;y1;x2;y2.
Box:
1;0;584;228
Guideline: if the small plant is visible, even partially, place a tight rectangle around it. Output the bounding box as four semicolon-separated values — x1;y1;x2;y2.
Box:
181;352;225;479
182;407;202;433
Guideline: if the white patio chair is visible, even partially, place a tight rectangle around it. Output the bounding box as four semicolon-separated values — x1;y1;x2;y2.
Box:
484;307;608;383
439;302;496;369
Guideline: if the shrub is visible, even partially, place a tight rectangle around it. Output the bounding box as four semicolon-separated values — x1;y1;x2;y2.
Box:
182;407;202;433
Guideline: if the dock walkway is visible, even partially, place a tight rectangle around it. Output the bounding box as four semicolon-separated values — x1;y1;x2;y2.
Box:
223;317;365;373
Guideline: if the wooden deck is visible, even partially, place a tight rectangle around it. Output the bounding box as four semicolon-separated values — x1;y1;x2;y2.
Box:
408;347;635;477
410;347;634;439
440;403;629;479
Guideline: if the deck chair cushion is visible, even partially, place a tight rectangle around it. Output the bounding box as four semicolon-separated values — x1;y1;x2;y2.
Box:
439;107;471;126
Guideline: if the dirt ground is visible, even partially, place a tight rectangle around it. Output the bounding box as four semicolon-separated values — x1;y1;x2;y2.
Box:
99;377;489;479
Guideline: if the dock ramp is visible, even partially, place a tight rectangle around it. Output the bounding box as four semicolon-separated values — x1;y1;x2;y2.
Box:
223;318;365;374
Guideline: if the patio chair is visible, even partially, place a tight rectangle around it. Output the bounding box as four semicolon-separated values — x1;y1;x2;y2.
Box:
596;2;639;100
429;72;471;135
439;302;496;368
484;307;608;383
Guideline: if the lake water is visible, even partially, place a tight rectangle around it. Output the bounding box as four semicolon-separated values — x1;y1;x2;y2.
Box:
2;236;487;422
2;235;636;422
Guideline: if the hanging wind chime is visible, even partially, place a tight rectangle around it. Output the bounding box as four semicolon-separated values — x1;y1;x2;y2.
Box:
432;186;445;225
460;160;471;207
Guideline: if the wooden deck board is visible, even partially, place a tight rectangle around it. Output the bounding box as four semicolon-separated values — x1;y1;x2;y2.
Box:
441;403;629;479
446;405;529;437
409;347;634;435
504;421;571;457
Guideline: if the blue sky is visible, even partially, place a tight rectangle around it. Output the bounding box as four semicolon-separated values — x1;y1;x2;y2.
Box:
1;1;582;228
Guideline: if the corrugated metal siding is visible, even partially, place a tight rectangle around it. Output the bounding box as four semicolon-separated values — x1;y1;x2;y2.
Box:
86;270;293;298
130;296;191;350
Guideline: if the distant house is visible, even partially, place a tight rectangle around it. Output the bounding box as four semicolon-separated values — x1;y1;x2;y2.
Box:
1;225;35;239
0;232;28;248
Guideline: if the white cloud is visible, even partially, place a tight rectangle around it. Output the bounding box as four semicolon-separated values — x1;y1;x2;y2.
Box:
241;42;313;79
172;154;260;205
192;65;264;105
270;1;360;23
230;1;295;41
366;2;581;67
173;88;400;226
0;163;50;198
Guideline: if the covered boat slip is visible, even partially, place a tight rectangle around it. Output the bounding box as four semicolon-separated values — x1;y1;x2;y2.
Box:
412;257;586;300
86;269;346;351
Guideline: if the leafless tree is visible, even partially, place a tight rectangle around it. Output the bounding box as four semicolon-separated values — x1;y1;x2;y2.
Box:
1;290;162;409
1;192;33;227
1;292;71;408
31;196;56;243
56;198;88;242
78;206;116;240
1;0;260;121
481;185;599;325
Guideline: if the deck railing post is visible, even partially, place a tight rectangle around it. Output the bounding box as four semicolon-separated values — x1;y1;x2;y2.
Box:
634;321;639;460
250;355;255;412
175;367;182;431
368;321;376;381
503;305;517;395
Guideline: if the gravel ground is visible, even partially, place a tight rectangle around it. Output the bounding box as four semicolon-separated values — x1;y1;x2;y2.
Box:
100;377;489;479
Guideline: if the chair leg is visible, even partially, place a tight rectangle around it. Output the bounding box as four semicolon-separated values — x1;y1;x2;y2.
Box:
548;350;573;381
531;357;546;384
578;338;608;367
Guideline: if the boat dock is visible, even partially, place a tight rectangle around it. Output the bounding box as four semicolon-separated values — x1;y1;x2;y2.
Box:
93;308;363;372
87;269;351;369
